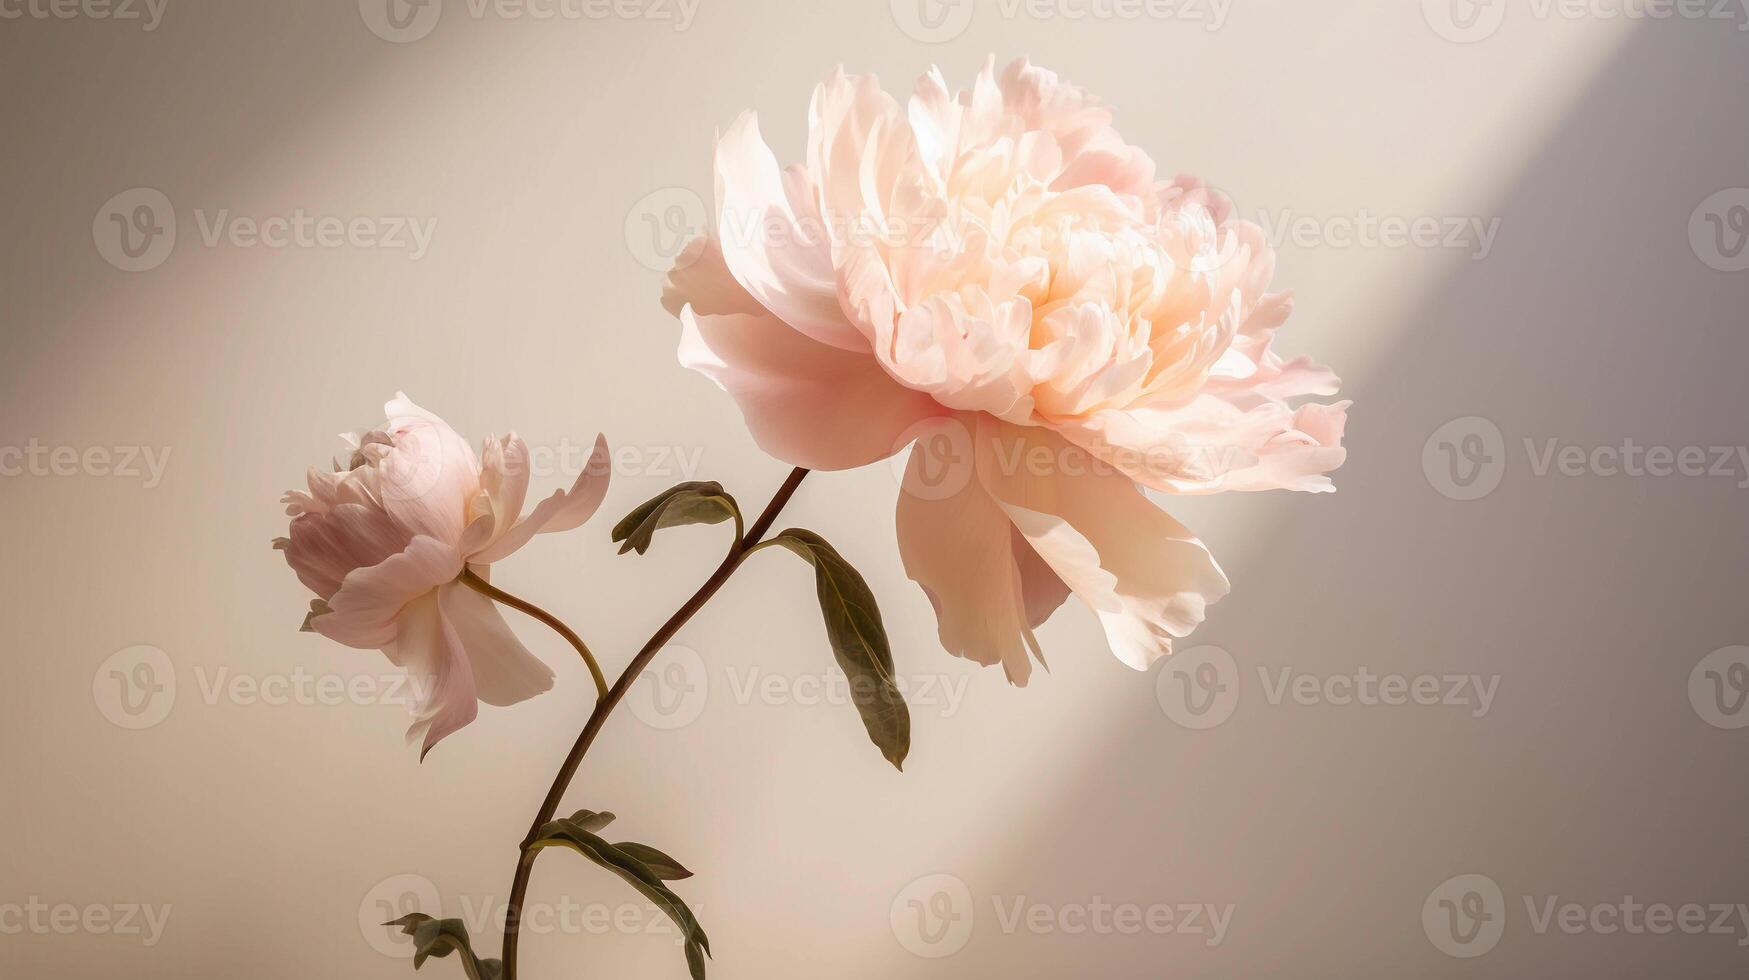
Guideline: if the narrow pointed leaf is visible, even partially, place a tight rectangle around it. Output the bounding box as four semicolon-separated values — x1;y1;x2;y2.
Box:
530;813;712;975
767;529;910;770
614;841;693;880
384;914;503;980
611;482;739;555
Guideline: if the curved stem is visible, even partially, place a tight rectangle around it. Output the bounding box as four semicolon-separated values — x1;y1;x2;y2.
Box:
459;568;609;703
501;466;810;979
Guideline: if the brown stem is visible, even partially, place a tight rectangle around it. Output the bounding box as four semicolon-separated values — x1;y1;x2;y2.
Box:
500;466;810;978
459;567;609;702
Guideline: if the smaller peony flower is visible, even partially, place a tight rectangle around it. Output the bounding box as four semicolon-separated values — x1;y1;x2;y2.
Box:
274;394;610;756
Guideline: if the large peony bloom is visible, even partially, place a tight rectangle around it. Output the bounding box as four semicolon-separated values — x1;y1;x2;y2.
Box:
663;59;1348;684
275;394;610;755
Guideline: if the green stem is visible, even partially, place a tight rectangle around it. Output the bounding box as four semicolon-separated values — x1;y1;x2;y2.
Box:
500;466;810;980
459;567;609;703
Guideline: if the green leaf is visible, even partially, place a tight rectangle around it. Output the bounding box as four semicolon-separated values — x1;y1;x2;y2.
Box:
530;811;710;978
569;809;616;833
766;529;910;770
611;482;740;556
384;914;503;980
614;841;693;880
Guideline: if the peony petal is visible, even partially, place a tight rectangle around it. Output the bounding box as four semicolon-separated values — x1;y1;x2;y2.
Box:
662;236;769;319
895;427;1063;685
311;535;464;650
714;112;866;352
390;591;480;760
478;434;531;549
468;434;611;565
437;580;555;708
974;419;1230;671
376;393;480;546
281;502;409;600
679;306;944;471
1059;395;1350;495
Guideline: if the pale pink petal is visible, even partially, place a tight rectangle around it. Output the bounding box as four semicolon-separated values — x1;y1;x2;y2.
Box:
478;434;531;547
468;434;611;565
437;580;555;707
389;592;480;760
714;112;866;352
376;393;480;546
975;419;1230;671
281;502;410;600
895;426;1064;685
311;535;464;650
679;306;944;470
662;236;769;319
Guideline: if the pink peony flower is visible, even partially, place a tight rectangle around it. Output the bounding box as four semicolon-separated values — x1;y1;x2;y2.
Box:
663;59;1348;684
274;394;610;755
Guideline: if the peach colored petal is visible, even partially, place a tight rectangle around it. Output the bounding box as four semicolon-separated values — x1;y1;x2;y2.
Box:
662;236;768;319
678;306;943;470
895;426;1063;685
975;419;1230;671
714;112;866;352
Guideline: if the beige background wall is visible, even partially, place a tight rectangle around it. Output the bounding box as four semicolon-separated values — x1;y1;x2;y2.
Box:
3;1;1748;977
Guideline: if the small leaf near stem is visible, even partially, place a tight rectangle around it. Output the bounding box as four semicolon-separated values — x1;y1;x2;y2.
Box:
611;482;742;556
458;567;608;702
384;914;503;980
755;529;911;770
